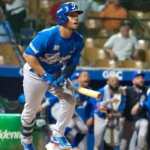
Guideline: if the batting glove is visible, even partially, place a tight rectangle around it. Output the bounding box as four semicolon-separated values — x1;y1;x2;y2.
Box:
41;72;56;85
52;76;65;88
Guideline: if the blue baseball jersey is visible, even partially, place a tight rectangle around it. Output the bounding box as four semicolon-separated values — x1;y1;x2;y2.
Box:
91;87;126;119
25;25;84;74
73;82;94;122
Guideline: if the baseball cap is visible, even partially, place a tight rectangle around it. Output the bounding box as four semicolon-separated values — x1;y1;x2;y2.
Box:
132;71;145;80
70;73;79;81
120;20;131;27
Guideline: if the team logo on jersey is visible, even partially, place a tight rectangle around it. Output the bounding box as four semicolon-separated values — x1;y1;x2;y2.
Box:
53;45;60;50
39;52;71;64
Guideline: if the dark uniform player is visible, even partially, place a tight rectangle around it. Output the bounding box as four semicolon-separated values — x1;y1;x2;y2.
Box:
120;71;149;150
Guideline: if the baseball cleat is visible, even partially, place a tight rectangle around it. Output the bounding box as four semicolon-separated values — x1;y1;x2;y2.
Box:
51;136;71;149
45;141;55;150
21;140;36;150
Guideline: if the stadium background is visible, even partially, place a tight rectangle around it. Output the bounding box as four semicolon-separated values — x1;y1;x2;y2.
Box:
0;0;150;150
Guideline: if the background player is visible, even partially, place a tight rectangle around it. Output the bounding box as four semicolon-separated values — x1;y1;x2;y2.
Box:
93;75;126;150
120;72;149;150
20;2;84;150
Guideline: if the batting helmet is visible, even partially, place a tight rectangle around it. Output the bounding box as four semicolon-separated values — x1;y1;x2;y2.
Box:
56;2;83;25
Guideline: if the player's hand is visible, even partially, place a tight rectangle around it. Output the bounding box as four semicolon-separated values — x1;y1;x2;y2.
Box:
41;72;56;85
52;76;65;88
110;98;119;103
38;106;44;112
131;103;140;115
98;106;107;113
86;117;94;127
106;113;114;120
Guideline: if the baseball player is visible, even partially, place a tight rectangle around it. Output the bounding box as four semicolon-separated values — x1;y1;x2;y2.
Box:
92;75;126;150
20;2;84;150
45;71;94;150
120;71;149;150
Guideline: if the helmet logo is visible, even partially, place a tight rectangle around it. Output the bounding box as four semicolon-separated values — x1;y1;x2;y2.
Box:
57;8;63;14
71;3;76;9
65;6;69;12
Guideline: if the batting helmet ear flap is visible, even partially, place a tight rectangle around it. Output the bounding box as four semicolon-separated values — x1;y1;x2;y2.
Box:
56;2;83;25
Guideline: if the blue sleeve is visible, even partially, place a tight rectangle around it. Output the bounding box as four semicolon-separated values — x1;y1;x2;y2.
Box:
118;95;126;111
25;32;49;56
68;40;84;66
141;92;150;109
94;88;104;108
48;96;59;105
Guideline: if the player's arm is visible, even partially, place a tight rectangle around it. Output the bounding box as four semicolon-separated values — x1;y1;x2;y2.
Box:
23;54;45;76
24;32;56;85
39;96;59;112
131;89;150;115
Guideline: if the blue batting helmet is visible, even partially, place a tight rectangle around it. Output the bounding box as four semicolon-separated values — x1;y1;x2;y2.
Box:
56;2;83;25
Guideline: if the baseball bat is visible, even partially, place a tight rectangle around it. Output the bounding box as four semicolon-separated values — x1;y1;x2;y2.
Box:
62;84;102;99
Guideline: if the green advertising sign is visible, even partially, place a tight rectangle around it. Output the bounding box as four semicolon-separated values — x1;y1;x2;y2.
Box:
0;114;22;150
0;114;44;150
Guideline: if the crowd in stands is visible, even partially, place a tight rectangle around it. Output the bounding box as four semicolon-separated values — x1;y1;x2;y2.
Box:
0;0;150;68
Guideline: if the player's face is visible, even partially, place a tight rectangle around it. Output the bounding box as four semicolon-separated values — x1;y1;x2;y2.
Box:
120;25;130;37
132;75;144;87
108;77;119;91
66;12;79;30
79;72;90;88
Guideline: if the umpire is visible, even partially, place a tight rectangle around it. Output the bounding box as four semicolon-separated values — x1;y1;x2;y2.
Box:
120;71;149;150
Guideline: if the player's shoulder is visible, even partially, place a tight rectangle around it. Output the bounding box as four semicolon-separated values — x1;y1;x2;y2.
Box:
72;30;84;44
38;25;59;38
98;87;104;94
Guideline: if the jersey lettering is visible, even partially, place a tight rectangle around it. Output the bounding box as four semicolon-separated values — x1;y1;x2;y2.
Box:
29;43;39;54
39;53;71;64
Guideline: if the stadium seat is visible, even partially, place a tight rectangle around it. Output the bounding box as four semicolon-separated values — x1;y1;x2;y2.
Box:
0;43;19;65
95;59;117;68
96;38;108;48
129;29;134;36
146;62;150;68
84;38;95;48
138;40;147;49
128;11;145;19
83;48;106;66
98;29;110;37
88;9;99;17
85;19;100;29
144;21;150;30
0;55;4;64
119;60;144;69
143;49;150;63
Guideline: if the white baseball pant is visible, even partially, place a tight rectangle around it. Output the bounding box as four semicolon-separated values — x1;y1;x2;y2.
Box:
120;118;148;150
21;63;76;144
94;114;124;149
